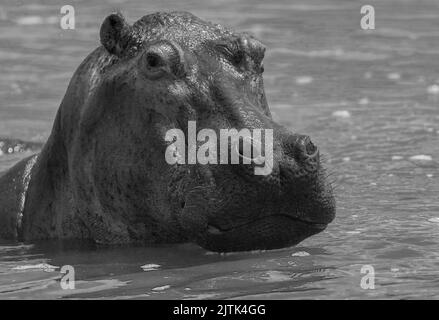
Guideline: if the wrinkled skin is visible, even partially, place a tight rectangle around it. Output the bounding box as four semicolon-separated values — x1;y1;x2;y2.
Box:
0;12;335;252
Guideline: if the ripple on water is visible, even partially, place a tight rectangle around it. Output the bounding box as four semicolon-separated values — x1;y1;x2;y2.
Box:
291;251;310;257
141;264;161;272
11;263;59;272
427;84;439;94
15;16;58;26
332;110;351;119
409;155;433;161
295;76;313;85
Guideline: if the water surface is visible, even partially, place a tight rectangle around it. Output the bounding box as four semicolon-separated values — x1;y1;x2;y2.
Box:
1;0;439;299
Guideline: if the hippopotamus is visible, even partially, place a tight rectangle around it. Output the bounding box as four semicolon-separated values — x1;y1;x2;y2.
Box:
0;11;335;252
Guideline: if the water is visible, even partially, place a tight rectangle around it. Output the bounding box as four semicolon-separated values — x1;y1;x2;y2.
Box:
1;0;439;299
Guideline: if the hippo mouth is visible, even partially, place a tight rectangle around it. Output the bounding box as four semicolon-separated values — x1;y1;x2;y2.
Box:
199;214;329;252
207;216;327;234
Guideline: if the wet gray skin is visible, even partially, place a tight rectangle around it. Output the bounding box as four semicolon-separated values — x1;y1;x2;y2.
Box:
0;12;335;252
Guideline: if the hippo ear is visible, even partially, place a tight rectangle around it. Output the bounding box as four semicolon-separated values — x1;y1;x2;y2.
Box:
100;13;132;56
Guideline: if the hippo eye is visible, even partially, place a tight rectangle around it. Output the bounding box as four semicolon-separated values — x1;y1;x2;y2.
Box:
146;52;164;69
231;50;244;65
216;43;244;66
143;51;167;79
142;41;186;79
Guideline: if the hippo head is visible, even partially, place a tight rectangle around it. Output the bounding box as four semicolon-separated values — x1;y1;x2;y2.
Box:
69;11;335;252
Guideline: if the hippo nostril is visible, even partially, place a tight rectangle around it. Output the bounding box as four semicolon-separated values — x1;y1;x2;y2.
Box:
304;138;318;158
146;52;162;68
294;135;319;161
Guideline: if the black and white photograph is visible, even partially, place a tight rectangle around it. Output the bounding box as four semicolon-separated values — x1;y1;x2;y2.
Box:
0;0;438;303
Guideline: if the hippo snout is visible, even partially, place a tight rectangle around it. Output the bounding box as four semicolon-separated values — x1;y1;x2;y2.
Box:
280;134;320;174
178;122;335;252
294;135;319;162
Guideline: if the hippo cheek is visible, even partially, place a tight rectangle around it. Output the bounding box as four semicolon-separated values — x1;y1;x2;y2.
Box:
176;176;222;239
196;215;327;252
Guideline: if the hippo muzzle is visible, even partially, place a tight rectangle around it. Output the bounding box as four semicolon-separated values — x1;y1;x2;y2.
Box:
173;101;336;252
